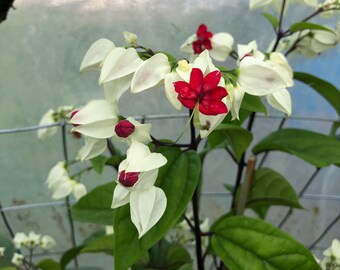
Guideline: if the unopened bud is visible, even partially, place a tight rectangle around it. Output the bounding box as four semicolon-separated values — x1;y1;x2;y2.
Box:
119;170;139;187
123;31;138;44
115;120;135;138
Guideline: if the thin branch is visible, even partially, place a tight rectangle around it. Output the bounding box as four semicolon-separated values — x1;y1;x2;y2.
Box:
150;135;191;148
0;202;15;238
309;213;340;249
231;112;256;208
183;215;195;232
225;147;238;164
278;168;320;228
271;0;287;52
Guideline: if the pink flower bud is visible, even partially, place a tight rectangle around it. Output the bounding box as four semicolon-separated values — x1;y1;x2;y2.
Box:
115;120;135;138
119;170;139;187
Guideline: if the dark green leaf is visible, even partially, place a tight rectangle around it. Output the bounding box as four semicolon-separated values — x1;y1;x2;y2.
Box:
252;128;340;167
290;22;335;34
329;121;340;137
250;205;269;219
262;13;279;28
90;155;108;174
241;93;267;114
60;246;84;270
208;124;253;161
114;148;200;270
211;216;321;270
247;168;302;209
35;259;61;270
294;72;340;116
71;182;115;225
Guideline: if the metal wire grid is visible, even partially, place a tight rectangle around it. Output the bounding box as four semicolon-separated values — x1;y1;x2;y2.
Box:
0;113;339;260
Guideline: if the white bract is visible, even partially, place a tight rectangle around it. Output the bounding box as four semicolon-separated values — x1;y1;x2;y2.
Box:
111;141;167;238
37;109;58;140
0;247;4;257
323;239;340;263
80;38;115;72
11;253;24;266
131;53;171;93
70;100;118;139
41;235;56;250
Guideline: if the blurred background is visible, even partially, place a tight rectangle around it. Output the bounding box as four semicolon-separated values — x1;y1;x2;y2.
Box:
0;0;339;268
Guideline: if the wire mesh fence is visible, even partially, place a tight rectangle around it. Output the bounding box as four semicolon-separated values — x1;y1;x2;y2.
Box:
0;113;339;262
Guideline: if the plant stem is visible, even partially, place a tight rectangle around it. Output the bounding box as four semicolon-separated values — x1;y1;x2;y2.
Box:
61;122;78;269
188;109;204;270
271;0;287;52
231;112;256;208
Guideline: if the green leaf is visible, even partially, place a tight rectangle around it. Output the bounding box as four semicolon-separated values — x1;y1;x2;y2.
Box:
294;72;340;116
252;128;340;167
223;108;252;126
81;234;114;255
36;259;62;270
247;168;302;209
71;182;115;225
114;148;200;270
0;235;15;267
251;205;269;219
90;155;108;174
262;13;279;28
290;22;335;34
208;124;253;161
241;93;267;114
211;216;321;270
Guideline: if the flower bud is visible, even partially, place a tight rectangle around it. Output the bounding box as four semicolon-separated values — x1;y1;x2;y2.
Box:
115;120;135;138
119;170;139;187
123;31;138;44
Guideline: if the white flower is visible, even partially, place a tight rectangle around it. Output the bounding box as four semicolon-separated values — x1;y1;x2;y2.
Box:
11;253;24;266
41;235;56;250
123;31;138;44
323;239;340;263
0;247;4;257
70;100;118;139
13;232;41;249
131;53;171;93
45;161;87;200
180;24;234;62
37;109;58;140
111;142;167;238
80;38;115;72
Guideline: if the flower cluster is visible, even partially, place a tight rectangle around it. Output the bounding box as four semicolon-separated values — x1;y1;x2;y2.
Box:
13;231;56;250
45;161;87;200
316;239;340;270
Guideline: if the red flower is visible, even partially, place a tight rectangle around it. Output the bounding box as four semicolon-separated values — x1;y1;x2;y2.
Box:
193;24;213;54
174;68;228;115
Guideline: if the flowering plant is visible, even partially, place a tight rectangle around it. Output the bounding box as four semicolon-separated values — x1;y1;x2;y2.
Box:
1;0;340;270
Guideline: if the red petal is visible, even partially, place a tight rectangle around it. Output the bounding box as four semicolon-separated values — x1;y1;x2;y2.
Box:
202;70;221;93
178;96;197;109
204;86;228;100
196;24;208;36
189;68;204;94
203;39;212;50
193;40;203;54
199;100;228;115
174;81;196;99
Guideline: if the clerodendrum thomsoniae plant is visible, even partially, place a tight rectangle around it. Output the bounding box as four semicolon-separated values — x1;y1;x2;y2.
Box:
2;0;340;270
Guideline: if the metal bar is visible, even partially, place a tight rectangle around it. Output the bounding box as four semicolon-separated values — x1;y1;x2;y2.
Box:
309;213;340;249
0;200;76;212
0;114;337;135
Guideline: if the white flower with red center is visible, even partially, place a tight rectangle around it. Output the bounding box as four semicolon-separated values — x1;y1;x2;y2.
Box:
111;141;167;238
164;50;229;138
180;24;234;62
114;117;152;144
